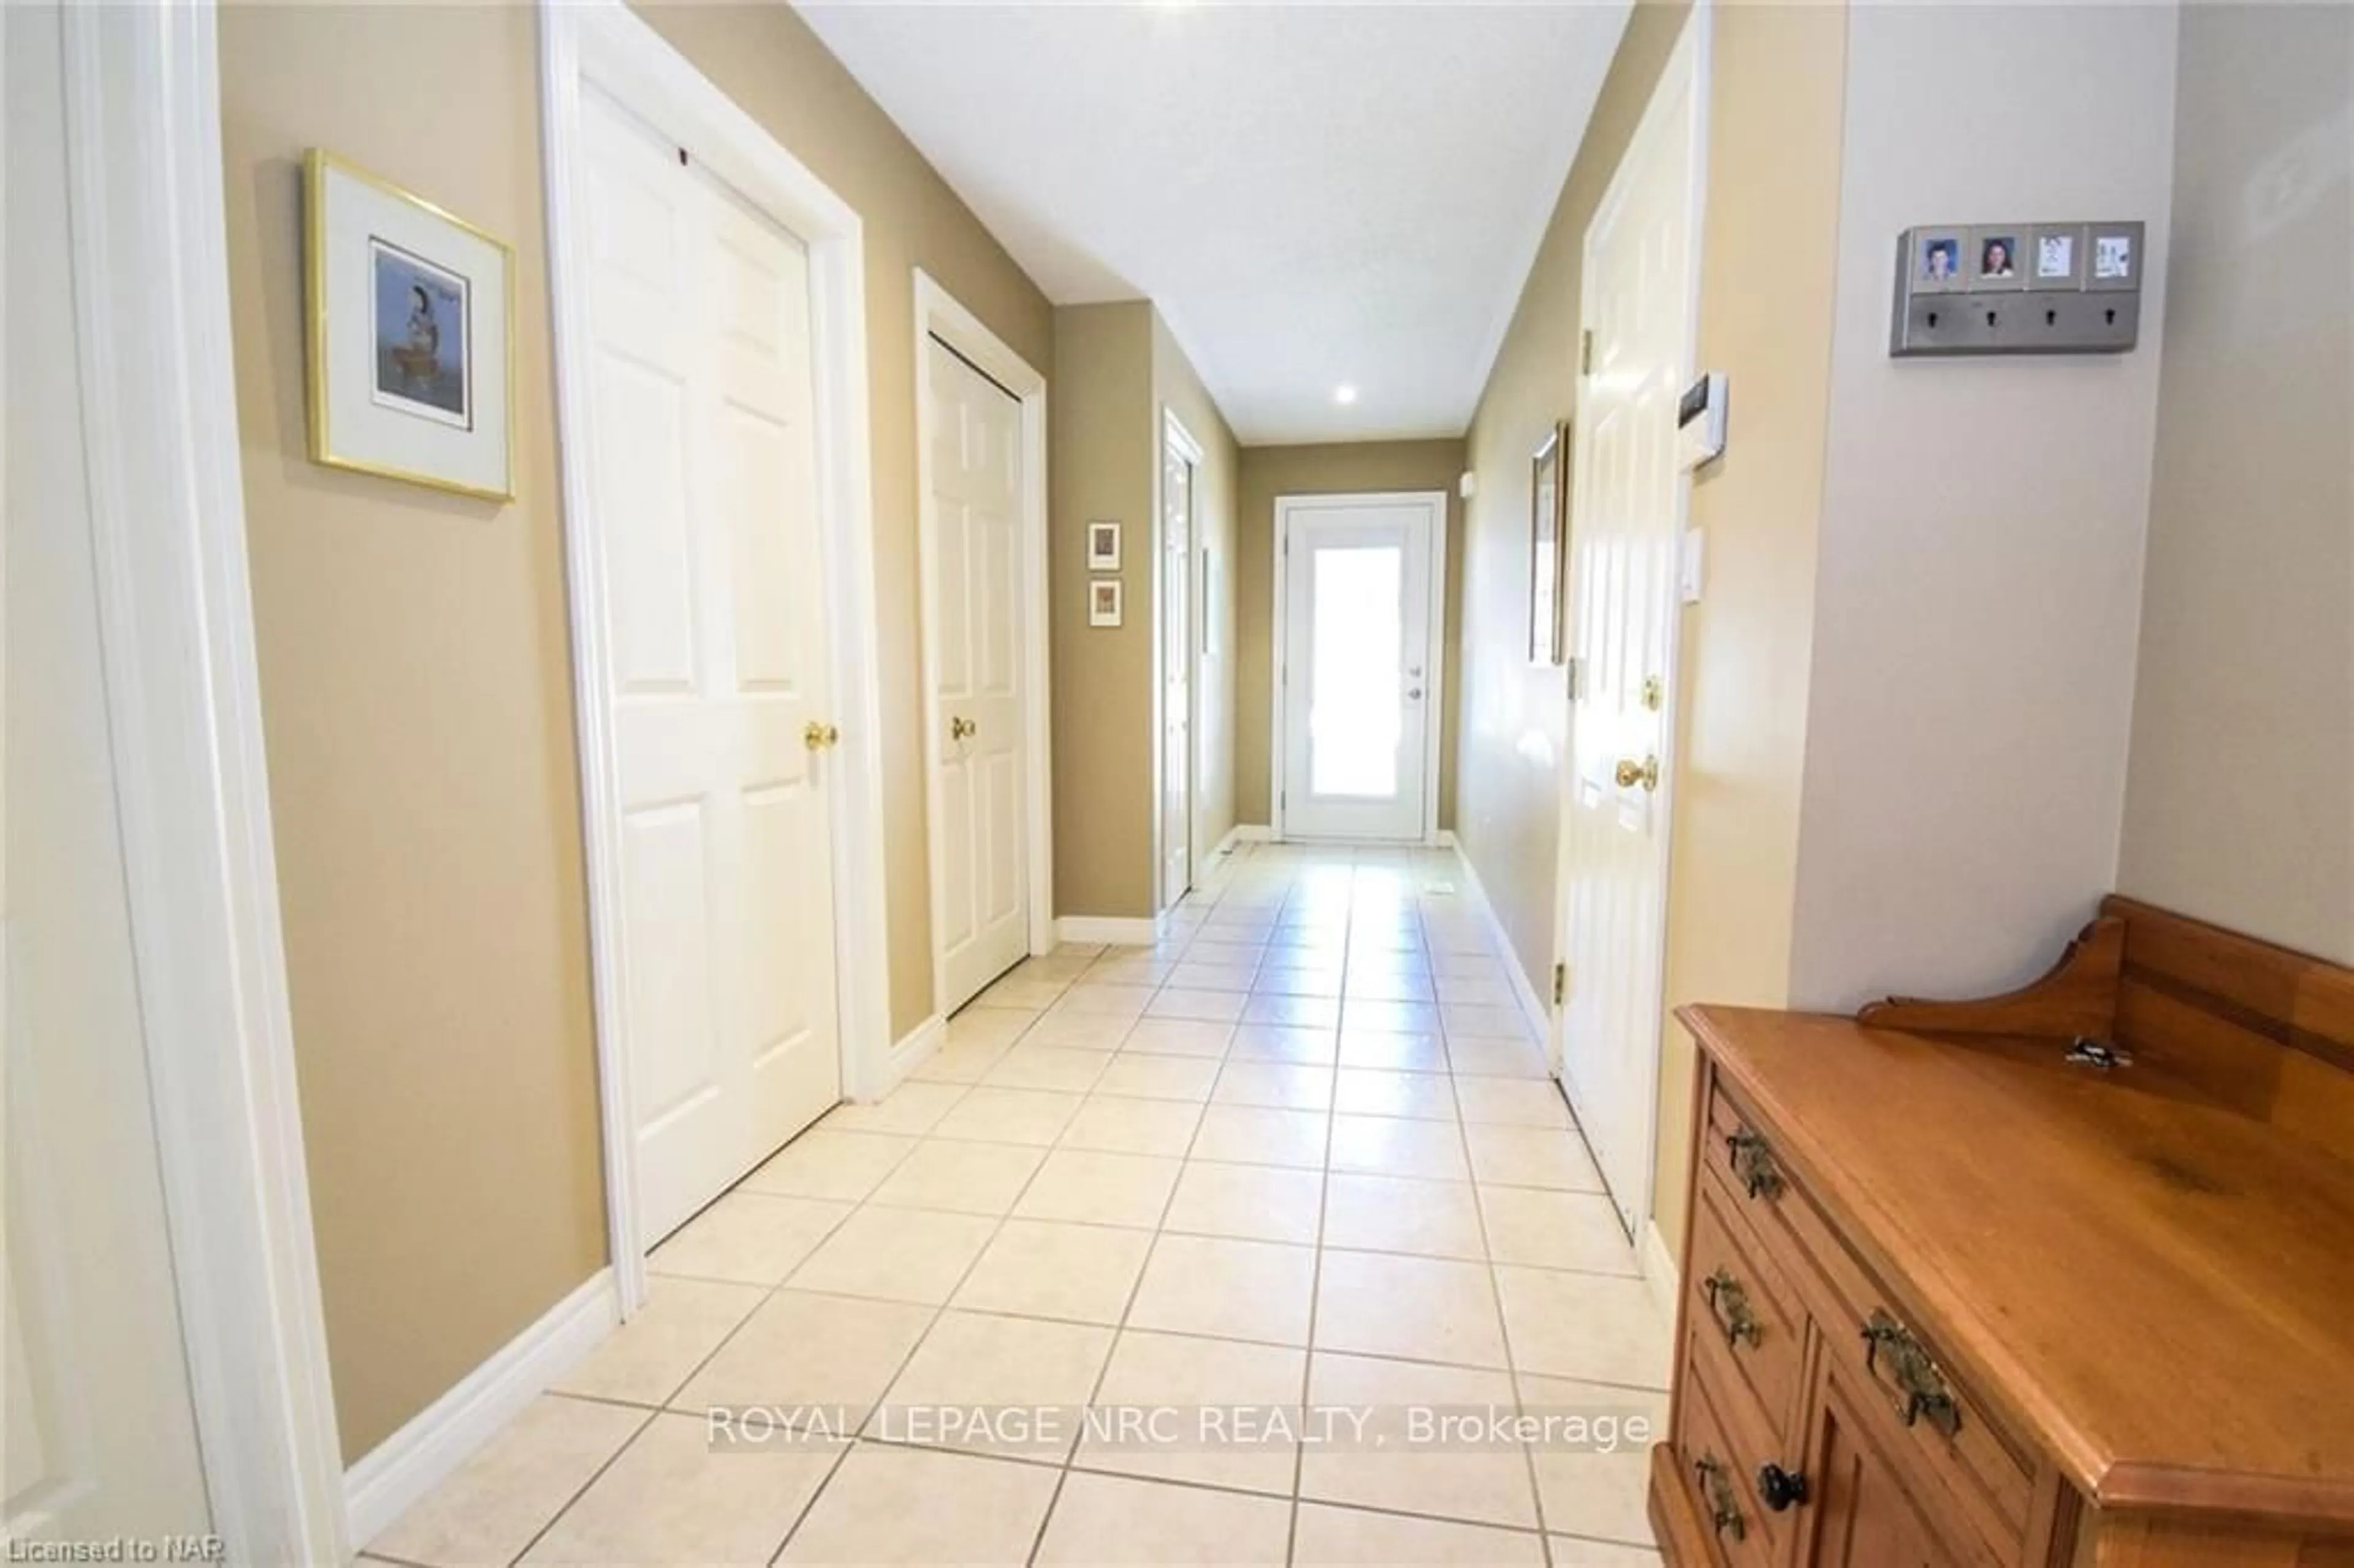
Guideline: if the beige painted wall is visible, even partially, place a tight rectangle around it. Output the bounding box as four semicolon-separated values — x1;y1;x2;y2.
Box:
1652;1;1846;1258
633;1;1054;1035
1051;303;1160;918
223;0;1054;1457
1233;441;1469;829
1154;316;1243;878
2119;4;2354;964
1457;1;1692;997
219;2;603;1461
1789;1;2180;1010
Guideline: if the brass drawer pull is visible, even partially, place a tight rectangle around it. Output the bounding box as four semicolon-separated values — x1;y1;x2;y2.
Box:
1862;1311;1962;1437
1694;1454;1747;1542
1702;1268;1763;1350
1724;1127;1785;1201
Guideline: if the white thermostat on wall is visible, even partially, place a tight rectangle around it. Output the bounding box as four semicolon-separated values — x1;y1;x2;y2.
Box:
1678;372;1727;471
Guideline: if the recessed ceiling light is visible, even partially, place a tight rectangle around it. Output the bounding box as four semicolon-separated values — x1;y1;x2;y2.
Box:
1334;384;1359;405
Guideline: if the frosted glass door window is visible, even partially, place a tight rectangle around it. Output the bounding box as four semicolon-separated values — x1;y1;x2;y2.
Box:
1308;546;1403;797
1279;497;1440;841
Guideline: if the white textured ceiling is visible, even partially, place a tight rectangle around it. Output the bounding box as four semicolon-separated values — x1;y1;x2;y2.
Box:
795;1;1633;444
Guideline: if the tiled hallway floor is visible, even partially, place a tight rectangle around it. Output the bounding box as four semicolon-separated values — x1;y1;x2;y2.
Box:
365;843;1671;1567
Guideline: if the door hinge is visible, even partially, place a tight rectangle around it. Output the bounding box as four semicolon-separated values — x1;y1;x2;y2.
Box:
1566;657;1583;701
1552;961;1569;1006
1579;330;1594;375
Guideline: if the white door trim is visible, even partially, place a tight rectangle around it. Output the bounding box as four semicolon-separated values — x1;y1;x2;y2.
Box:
52;2;348;1556
913;270;1053;1016
1268;490;1451;845
1157;411;1206;909
540;0;888;1317
1551;3;1711;1240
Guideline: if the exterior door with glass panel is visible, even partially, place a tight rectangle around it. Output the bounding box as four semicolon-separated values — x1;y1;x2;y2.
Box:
1277;493;1444;841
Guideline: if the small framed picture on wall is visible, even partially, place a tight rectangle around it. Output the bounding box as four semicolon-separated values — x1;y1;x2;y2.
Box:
1089;579;1124;628
1528;422;1569;665
303;150;514;501
1087;520;1122;571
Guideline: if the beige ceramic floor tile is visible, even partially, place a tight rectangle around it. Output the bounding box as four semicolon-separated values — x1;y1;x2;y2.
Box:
1300;1353;1537;1529
1148;988;1250;1024
673;1288;935;1423
981;1045;1111;1094
1211;1060;1336;1111
871;1310;1114;1460
649;1192;852;1286
1291;1504;1547;1566
1453;1076;1575;1128
910;1037;1018;1085
1479;1187;1639;1274
739;1128;918;1203
1013;1147;1183;1228
1464;1122;1607;1192
1495;1268;1672;1388
1034;1471;1291;1566
1322;1172;1485;1261
1127;1233;1317;1345
1121;1018;1236;1058
1057;981;1159;1018
787;1205;998;1304
931;1086;1084;1146
1168;960;1260;993
1548;1537;1664;1566
1447;1038;1552;1079
1314;1248;1507;1368
820;1081;966;1136
1246;992;1343;1029
776;1444;1058;1566
1057;1094;1204;1157
553;1276;764;1406
976;975;1072;1010
1518;1375;1670;1548
1251;964;1344;997
1336;1030;1450;1072
1091;1052;1222;1102
1161;1160;1324;1246
1023;1009;1138;1049
1228;1024;1341;1065
1074;1328;1305;1495
1328;1112;1469;1181
1187;1105;1329;1169
867;1138;1047;1216
367;1395;645;1567
1333;1067;1458;1121
520;1410;840;1565
950;1217;1154;1325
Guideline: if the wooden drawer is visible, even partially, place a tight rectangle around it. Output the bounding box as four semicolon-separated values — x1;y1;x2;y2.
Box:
1674;1356;1779;1568
1686;1177;1805;1443
1702;1075;2035;1564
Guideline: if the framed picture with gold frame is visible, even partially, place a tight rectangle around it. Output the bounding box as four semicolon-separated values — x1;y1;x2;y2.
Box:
305;150;514;501
1528;421;1569;664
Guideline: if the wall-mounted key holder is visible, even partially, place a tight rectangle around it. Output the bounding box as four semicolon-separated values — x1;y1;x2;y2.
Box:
1891;221;2143;357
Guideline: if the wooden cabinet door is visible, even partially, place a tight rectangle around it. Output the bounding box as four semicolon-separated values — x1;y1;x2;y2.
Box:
1798;1364;1962;1568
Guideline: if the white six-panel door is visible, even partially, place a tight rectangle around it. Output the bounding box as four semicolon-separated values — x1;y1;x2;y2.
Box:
1553;20;1701;1239
581;88;842;1244
925;337;1029;1011
1277;495;1443;842
1161;440;1196;905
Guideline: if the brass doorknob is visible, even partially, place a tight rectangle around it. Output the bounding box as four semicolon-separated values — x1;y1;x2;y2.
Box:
803;721;840;751
1614;755;1659;791
950;716;977;740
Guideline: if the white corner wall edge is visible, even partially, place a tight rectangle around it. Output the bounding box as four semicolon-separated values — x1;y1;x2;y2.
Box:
1446;843;1552;1046
870;1013;946;1102
1642;1219;1681;1319
1056;914;1168;946
345;1269;619;1547
1228;824;1276;843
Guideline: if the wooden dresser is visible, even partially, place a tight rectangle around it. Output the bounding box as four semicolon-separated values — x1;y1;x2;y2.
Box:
1647;896;2354;1568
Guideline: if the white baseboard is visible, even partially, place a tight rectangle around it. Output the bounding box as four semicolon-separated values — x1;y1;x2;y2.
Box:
1445;842;1552;1044
871;1013;944;1101
1640;1219;1681;1320
1056;914;1164;946
346;1268;618;1547
1228;824;1276;843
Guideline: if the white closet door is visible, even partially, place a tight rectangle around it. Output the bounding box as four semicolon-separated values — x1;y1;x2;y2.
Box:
926;337;1029;1011
1161;445;1194;904
581;88;841;1244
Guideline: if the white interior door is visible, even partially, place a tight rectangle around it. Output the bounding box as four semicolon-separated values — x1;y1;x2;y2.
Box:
1160;435;1195;906
581;88;842;1244
925;337;1028;1011
1278;495;1442;842
1553;23;1701;1238
5;1;213;1538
